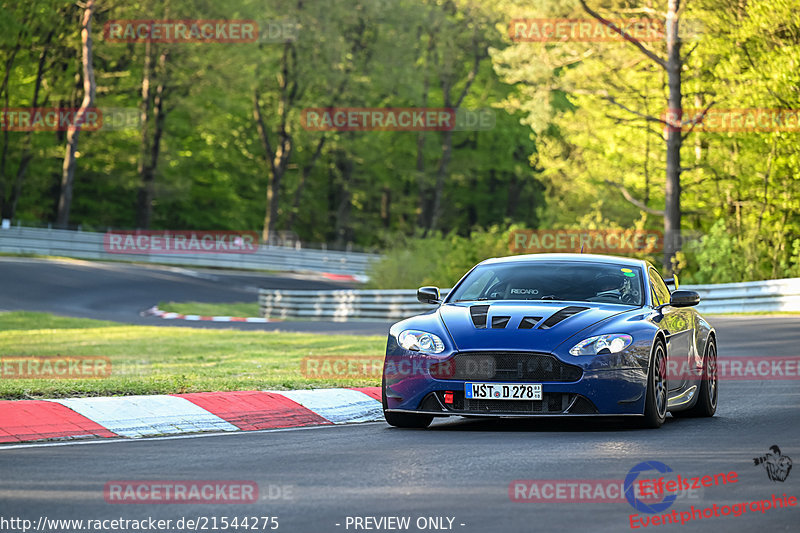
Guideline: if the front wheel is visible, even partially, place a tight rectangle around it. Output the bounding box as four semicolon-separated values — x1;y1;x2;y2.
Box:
639;340;668;428
382;376;432;429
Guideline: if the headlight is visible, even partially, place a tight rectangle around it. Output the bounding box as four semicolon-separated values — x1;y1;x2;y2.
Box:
398;330;445;354
569;334;633;356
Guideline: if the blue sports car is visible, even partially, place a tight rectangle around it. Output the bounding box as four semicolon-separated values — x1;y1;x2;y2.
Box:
382;253;717;429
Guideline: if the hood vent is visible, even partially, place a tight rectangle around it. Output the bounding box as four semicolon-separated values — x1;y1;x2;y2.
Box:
470;305;490;329
518;316;543;329
491;316;511;329
539;306;589;329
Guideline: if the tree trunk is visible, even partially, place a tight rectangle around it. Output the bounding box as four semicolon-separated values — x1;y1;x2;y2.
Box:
381;186;391;228
0;39;22;218
663;0;683;272
56;0;96;228
9;30;53;219
579;0;685;271
135;41;153;228
253;87;286;244
428;44;482;232
264;162;285;244
416;35;433;229
333;153;353;248
286;136;326;232
254;42;296;243
415;130;430;228
506;173;519;218
136;48;168;229
429;128;453;231
284;16;366;235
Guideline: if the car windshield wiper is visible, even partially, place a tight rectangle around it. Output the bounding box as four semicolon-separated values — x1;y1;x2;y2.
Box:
537;295;561;300
453;297;489;302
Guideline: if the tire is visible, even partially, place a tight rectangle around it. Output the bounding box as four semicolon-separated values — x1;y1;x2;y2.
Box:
672;338;717;418
639;339;668;428
382;375;433;429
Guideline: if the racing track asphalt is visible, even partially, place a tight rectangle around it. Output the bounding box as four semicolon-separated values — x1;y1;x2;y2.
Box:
0;257;392;335
1;306;799;530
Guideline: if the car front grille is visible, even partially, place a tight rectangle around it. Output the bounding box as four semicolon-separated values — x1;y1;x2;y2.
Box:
465;395;565;414
431;352;582;382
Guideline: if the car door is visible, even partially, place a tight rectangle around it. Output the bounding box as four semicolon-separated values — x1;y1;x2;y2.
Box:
649;268;694;391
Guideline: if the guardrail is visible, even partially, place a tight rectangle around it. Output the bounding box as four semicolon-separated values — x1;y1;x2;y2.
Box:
260;289;451;321
259;278;800;321
0;225;378;277
686;278;800;314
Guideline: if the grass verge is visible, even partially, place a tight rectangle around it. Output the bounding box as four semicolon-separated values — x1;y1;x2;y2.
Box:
0;312;383;399
158;301;261;317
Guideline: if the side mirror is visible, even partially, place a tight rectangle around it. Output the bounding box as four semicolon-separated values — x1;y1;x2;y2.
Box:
664;274;680;289
417;286;441;305
670;290;700;307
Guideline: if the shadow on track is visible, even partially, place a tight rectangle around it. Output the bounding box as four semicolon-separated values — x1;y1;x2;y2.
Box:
385;414;718;433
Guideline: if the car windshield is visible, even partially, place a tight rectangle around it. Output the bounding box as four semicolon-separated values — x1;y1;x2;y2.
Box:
448;261;645;306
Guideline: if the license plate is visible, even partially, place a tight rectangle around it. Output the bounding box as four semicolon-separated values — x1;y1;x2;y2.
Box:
465;383;542;400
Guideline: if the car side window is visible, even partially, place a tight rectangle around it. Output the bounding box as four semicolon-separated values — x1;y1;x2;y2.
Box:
649;268;671;306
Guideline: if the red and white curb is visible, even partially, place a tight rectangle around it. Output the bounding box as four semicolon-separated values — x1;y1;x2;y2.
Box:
321;272;369;283
0;387;383;443
141;306;277;323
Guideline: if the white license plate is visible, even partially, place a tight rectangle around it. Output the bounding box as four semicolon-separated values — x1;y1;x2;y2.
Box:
465;383;542;400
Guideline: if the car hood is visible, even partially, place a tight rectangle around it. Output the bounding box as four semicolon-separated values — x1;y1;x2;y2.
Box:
438;301;634;352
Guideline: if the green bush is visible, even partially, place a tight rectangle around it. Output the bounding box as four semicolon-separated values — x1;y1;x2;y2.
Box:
369;220;800;289
366;225;522;289
676;219;800;284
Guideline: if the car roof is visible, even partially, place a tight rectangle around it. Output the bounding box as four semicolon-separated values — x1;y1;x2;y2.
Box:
479;253;650;269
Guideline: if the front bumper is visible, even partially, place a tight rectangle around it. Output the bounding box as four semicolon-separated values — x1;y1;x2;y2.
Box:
383;349;650;416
